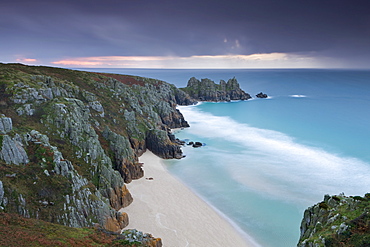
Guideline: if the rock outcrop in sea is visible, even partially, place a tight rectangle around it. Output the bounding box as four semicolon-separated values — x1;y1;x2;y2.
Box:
181;77;251;101
298;193;370;247
0;63;196;244
256;92;268;98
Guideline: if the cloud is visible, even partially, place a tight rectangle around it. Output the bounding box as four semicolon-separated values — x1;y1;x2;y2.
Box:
1;0;370;68
233;40;241;49
51;53;341;69
52;56;173;67
16;58;38;63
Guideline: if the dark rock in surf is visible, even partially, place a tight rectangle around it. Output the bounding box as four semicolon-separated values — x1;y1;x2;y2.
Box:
256;92;268;98
192;142;203;148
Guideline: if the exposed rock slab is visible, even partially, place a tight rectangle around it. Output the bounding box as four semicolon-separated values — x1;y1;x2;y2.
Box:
145;129;184;159
0;115;12;134
0;135;29;165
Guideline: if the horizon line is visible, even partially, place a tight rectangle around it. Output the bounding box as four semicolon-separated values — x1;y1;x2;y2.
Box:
2;62;370;71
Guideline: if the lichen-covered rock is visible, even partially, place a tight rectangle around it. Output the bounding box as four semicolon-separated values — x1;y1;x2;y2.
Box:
16;103;35;116
0;181;4;208
298;193;370;247
146;129;184;159
0;134;29;165
0;115;12;134
155;101;190;128
0;126;130;232
103;127;143;183
121;229;162;247
181;77;251;102
173;87;197;105
89;101;105;117
43;100;134;211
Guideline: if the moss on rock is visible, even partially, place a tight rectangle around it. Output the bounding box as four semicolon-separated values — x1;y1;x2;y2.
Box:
299;194;370;247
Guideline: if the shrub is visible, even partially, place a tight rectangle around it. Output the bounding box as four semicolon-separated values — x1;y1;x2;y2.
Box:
352;196;366;201
364;193;370;199
319;202;329;210
332;195;341;201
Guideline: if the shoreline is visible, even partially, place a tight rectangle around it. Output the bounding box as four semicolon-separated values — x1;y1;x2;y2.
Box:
121;151;259;247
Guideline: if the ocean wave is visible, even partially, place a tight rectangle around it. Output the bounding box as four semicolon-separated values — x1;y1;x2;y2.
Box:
290;94;307;98
178;105;370;205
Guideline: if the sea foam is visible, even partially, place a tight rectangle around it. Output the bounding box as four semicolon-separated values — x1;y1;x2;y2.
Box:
290;94;307;97
178;105;370;206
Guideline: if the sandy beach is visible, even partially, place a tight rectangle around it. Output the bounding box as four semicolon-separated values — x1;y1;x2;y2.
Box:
121;151;258;247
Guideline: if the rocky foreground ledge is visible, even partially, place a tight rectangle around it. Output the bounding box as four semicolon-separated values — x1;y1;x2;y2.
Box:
298;193;370;247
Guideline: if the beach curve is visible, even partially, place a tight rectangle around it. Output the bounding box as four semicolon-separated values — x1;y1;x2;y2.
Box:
121;151;259;247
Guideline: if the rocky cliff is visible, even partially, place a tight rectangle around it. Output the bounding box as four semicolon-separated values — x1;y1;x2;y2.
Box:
0;63;196;240
180;77;251;101
298;193;370;247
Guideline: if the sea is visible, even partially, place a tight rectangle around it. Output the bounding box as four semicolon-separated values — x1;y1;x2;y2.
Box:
80;68;370;247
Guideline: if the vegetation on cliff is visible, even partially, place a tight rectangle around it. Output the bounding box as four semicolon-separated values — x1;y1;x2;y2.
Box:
180;77;251;101
298;193;370;247
0;63;196;243
0;212;161;246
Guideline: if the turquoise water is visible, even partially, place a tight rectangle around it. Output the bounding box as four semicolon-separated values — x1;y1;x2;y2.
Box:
82;68;370;246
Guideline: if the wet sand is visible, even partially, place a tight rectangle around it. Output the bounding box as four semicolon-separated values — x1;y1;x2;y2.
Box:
121;151;258;247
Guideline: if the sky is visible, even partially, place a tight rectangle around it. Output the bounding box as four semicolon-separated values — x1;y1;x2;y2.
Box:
1;0;370;69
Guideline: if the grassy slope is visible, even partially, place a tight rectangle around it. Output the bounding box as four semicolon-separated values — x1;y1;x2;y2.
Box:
321;196;370;246
0;213;140;247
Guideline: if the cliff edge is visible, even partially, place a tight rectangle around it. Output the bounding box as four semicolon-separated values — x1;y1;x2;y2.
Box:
298;193;370;247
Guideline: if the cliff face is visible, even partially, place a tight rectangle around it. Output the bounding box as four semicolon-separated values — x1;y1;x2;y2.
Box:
0;63;195;235
180;77;251;102
298;193;370;247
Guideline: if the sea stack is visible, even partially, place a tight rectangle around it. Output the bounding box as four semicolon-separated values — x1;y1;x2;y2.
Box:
181;77;252;102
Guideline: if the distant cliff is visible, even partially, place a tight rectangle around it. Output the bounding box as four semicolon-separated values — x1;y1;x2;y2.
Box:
180;77;251;102
298;193;370;247
0;63;196;240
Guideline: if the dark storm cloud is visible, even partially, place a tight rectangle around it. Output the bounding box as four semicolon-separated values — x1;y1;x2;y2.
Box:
1;0;370;67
